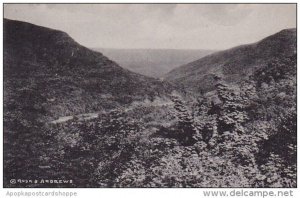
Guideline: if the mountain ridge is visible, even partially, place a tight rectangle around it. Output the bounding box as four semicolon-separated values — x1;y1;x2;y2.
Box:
3;18;177;119
165;28;296;93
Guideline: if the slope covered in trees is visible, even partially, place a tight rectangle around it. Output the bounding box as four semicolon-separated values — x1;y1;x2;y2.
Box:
165;28;296;93
4;19;176;116
3;19;296;188
3;19;177;186
11;57;295;187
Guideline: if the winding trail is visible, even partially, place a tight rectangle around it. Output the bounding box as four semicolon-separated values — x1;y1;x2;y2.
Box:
50;100;173;124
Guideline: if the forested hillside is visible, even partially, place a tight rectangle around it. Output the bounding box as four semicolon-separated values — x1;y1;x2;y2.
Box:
3;19;177;187
3;19;296;188
165;29;296;93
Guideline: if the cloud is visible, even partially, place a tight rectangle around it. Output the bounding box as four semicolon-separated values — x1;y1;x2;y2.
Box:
199;4;255;26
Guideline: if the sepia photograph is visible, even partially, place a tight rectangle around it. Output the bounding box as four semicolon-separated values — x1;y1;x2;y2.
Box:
2;3;297;188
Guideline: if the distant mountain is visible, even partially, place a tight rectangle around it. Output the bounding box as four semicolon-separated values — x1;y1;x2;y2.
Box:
165;28;296;93
94;48;214;78
3;19;176;120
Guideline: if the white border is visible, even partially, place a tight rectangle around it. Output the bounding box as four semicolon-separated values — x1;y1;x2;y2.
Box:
0;1;299;198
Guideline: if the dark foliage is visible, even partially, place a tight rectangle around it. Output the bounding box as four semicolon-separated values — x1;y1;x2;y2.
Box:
3;19;296;188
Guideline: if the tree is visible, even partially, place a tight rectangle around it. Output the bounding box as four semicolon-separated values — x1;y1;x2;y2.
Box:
170;94;197;145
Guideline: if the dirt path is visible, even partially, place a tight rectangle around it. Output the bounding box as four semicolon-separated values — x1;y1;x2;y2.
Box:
50;99;173;124
50;113;99;124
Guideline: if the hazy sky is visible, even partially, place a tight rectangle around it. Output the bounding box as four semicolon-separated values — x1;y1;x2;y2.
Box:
4;4;296;50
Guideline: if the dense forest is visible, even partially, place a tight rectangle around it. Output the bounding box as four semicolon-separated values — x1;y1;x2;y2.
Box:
3;19;296;187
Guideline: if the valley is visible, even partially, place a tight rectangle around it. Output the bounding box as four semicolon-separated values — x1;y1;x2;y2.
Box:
3;18;296;188
96;48;214;78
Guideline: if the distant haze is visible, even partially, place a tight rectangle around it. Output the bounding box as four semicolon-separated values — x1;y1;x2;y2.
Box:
96;48;214;77
4;4;296;50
